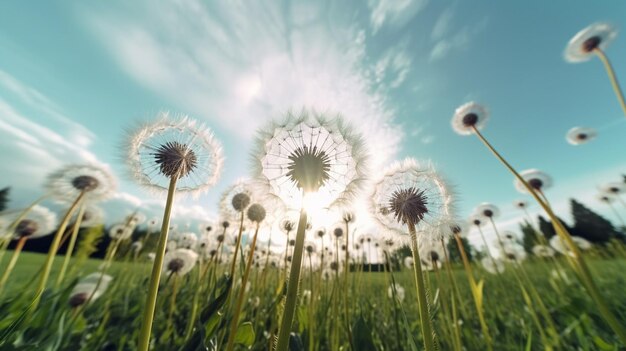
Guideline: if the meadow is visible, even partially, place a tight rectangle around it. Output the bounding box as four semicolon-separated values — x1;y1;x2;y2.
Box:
1;248;626;351
1;19;626;351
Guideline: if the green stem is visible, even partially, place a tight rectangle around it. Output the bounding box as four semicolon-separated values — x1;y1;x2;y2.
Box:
33;191;85;309
472;126;626;344
55;203;86;288
138;176;178;351
0;236;27;294
275;206;308;351
454;233;492;350
228;211;245;279
594;48;626;118
225;221;261;351
408;225;436;351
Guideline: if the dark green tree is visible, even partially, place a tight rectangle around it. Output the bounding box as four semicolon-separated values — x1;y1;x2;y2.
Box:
570;199;619;243
0;187;9;212
537;215;573;240
520;220;540;253
446;236;475;263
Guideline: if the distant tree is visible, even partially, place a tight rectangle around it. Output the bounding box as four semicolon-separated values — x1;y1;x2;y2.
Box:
446;236;475;263
0;187;9;212
538;215;556;240
520;221;540;253
570;199;620;243
537;215;573;241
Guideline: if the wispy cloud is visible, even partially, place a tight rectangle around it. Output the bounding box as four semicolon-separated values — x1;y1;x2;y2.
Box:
78;0;406;172
368;0;429;33
429;14;488;62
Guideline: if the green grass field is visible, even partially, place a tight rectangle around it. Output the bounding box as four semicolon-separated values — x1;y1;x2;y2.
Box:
1;250;626;350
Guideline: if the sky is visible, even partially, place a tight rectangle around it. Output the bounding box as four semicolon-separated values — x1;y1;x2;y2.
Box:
1;0;626;252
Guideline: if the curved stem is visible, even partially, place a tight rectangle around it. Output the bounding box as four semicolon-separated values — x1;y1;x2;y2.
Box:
228;211;246;280
594;48;626;118
471;126;626;343
408;224;436;351
138;176;178;351
33;191;85;309
0;236;27;293
55;203;86;288
275;206;308;351
225;222;261;351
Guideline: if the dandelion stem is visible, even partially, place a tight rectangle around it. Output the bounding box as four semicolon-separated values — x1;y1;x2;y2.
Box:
408;224;437;351
33;191;85;309
275;206;308;351
0;236;27;294
55;203;86;288
594;48;626;118
471;126;626;344
138;176;178;351
225;221;261;351
228;211;245;280
454;233;492;350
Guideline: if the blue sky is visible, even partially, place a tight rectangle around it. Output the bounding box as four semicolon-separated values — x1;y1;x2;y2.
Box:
1;1;626;249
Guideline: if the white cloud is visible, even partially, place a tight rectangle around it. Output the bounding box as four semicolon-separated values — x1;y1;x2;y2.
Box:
429;17;488;62
431;7;454;41
368;0;429;33
79;0;405;173
373;43;412;89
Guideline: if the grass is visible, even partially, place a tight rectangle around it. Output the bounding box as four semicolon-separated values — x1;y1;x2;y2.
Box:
1;249;625;350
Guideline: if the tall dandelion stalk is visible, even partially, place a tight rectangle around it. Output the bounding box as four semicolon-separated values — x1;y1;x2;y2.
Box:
370;158;454;351
252;109;367;351
452;101;626;343
565;23;626;117
126;113;223;351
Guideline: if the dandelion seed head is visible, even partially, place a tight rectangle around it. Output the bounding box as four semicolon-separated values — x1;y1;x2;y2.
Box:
451;102;489;135
565;23;617;63
45;164;117;204
514;169;553;194
247;204;266;223
566;127;597;145
532;245;555;258
125;113;223;196
1;205;57;239
252;108;368;210
370;158;454;243
163;248;198;276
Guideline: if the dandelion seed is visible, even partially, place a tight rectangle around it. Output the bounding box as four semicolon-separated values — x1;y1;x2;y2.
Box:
108;223;134;241
566;127;597;145
451;102;490;135
45;164;117;204
514;169;553;194
565;22;617;63
126;113;223;196
163;248;198;277
532;245;555;258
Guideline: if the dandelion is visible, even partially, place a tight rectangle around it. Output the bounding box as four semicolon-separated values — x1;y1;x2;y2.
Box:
163;248;198;277
178;232;198;250
565;23;626;117
514;169;553;196
127;113;223;351
501;244;527;263
69;273;113;308
597;193;626;227
514;200;528;210
0;205;57;291
566;127;597;145
45;164;116;204
532;245;555;258
79;206;104;228
403;256;414;269
108;223;134;241
370;158;453;351
33;164;116;306
226;203;266;351
550;235;592;257
451;102;490;136
253;109;367;351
